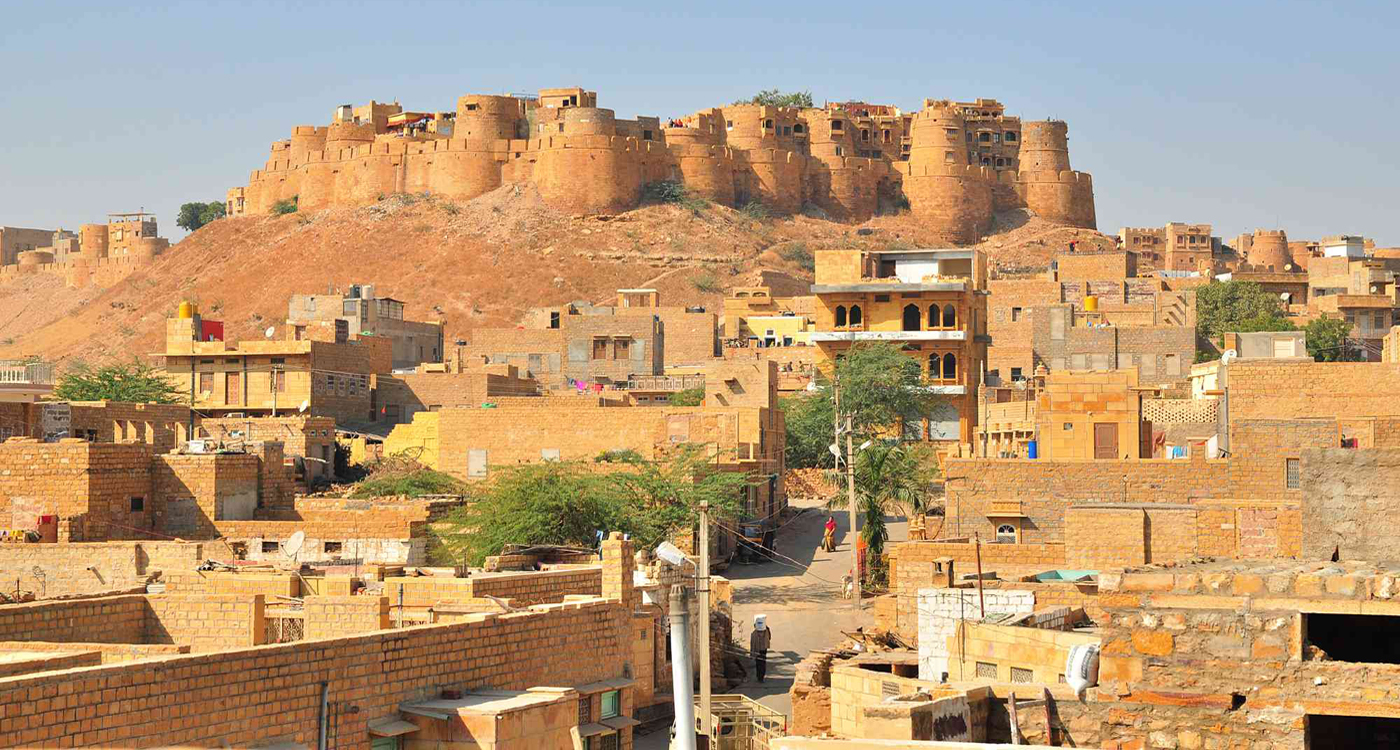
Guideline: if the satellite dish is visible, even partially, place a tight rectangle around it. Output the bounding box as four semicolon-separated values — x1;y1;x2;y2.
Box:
829;443;840;457
1279;292;1290;300
298;400;310;413
264;326;276;339
1221;349;1237;365
1284;264;1293;271
282;530;305;559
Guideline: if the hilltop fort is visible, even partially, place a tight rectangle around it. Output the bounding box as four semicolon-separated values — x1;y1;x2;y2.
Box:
225;88;1097;241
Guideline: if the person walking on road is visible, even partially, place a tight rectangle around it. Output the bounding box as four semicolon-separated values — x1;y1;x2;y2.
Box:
822;515;837;553
750;614;772;682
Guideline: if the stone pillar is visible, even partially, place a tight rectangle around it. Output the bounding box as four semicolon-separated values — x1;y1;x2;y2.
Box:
601;531;635;606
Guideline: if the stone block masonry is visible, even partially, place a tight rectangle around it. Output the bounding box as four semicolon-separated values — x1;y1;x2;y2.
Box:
0;540;207;599
0;596;631;748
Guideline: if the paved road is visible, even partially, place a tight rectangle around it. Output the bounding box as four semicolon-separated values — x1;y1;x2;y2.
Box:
635;497;905;749
724;496;906;715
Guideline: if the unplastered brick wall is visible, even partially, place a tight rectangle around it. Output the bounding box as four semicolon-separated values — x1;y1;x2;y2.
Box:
917;588;1035;681
66;401;193;454
1227;418;1337;502
1225;359;1400;420
0;438;153;542
0;595;148;644
303;595;390;639
943;455;1228;545
1193;499;1301;560
0;541;206;599
144;593;264;652
214;497;454;564
152;452;261;538
386;567;603;608
1092;560;1400;748
1063;504;1196;568
0;650;101;679
0;640;188;665
0;596;630;749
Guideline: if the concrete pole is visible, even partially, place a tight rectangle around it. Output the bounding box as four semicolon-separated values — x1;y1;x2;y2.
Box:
847;415;860;607
668;585;697;750
698;502;711;735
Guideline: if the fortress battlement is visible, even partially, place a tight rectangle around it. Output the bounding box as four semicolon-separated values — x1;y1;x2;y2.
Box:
225;87;1097;235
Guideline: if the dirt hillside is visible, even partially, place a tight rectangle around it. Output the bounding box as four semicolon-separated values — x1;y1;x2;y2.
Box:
0;188;1111;366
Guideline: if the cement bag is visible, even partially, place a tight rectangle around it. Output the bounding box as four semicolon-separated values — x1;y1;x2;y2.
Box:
1064;644;1100;698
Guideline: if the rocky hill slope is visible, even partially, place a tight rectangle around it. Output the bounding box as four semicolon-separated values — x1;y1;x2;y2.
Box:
0;187;1112;366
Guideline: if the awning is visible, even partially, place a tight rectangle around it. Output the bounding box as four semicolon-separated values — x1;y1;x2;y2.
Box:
369;718;420;737
602;717;640;730
578;723;612;738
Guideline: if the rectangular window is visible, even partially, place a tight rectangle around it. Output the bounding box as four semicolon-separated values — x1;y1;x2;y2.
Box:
831;121;842;132
1010;367;1023;381
323;541;342;554
1165;353;1181;376
579;696;592;724
976;662;998;679
1375;311;1386;330
199;372;213;394
592;338;608;360
1010;667;1034;683
1304;613;1400;663
262;541;279;554
1010;307;1022;322
129;497;144;512
541;448;561;461
600;690;620;719
1286;458;1300;489
614;338;630;360
874;294;891;302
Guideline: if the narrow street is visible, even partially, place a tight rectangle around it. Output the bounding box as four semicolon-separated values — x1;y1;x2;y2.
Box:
722;495;906;715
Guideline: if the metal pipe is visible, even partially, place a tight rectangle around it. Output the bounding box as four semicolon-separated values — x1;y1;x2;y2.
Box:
668;585;697;750
317;680;329;750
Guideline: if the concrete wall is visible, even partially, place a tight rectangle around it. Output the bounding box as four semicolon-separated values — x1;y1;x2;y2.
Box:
916;588;1034;681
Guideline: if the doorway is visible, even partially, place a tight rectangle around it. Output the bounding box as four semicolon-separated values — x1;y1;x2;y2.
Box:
1093;423;1117;459
903;304;921;331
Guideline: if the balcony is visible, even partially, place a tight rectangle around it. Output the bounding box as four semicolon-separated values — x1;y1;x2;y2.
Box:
811;329;967;343
0;361;54;385
623;375;705;391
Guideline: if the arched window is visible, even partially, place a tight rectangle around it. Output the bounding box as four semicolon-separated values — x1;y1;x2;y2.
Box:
902;304;921;332
928;353;940;378
943;304;957;328
927;305;941;328
835;305;847;327
942;353;958;381
996;524;1017;543
849;305;863;326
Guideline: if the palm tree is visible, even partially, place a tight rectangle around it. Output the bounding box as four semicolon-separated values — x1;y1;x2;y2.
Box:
826;443;933;557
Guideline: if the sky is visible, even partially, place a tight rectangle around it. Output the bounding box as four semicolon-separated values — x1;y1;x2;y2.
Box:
1;0;1396;245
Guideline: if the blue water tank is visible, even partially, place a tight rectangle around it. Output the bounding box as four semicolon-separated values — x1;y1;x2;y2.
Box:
1027;440;1039;459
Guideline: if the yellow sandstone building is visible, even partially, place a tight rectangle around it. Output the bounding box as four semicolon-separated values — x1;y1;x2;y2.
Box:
811;248;988;444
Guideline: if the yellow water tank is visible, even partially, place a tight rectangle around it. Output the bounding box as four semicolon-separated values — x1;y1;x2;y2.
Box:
1083;295;1099;312
177;301;193;319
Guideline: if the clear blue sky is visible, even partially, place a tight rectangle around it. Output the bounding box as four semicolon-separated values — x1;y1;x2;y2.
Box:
2;0;1396;245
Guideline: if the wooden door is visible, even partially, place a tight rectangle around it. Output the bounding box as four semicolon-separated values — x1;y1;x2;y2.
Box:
1094;423;1118;459
226;371;241;404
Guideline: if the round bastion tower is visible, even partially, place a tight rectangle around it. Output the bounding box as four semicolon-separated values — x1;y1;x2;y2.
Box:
1017;121;1071;172
902;104;993;243
78;224;109;261
456;95;523;140
1248;229;1292;270
1016;120;1096;229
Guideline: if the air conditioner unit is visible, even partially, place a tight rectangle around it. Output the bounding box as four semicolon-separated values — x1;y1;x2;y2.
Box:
187;440;207;454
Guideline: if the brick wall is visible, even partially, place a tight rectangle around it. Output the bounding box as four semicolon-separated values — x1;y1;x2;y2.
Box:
917;588;1035;680
1227;418;1336;502
0;650;101;679
67;402;193;454
0;541;206;599
947;620;1100;685
654;308;719;365
144;593;265;651
386;568;603;608
1300;448;1400;561
152;452;261;538
943;454;1229;545
303;595;390;639
0;640;187;664
0;438;153;542
0;595;148;643
213;497;448;564
0;596;629;748
1226;360;1400;420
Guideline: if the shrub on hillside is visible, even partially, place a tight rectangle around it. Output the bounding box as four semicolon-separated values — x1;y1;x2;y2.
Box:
271;197;299;216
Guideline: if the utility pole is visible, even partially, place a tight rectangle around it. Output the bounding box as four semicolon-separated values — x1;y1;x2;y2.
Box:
697;501;711;736
271;364;282;417
668;585;697;750
847;415;860;607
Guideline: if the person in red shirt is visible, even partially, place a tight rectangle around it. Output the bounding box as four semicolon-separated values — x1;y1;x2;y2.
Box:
823;515;837;553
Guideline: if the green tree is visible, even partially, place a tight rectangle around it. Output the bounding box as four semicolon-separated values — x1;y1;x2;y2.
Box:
668;386;706;406
734;89;814;108
826;443;935;557
53;360;180;403
348;466;467;498
1196;281;1291;344
1304;315;1362;361
781;393;836;469
431;446;751;566
176;201;227;232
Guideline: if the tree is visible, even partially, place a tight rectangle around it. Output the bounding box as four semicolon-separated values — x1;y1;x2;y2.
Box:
826;443;935;558
1195;281;1291;344
668;386;706;406
431;446;752;566
53;360;180;403
734;89;814;109
176;200;227;232
1305;315;1362;362
782;342;943;468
